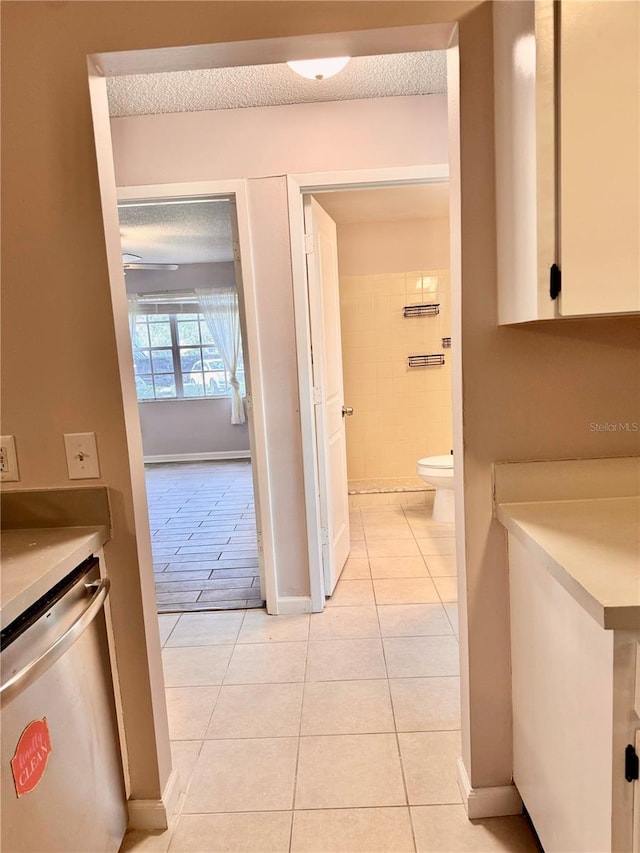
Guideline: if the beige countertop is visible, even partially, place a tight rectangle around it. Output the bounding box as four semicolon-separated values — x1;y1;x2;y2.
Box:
497;497;640;630
1;526;109;629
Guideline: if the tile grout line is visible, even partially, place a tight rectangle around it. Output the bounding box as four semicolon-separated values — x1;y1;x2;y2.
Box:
165;607;250;840
160;619;202;848
201;610;246;731
371;546;419;853
288;607;312;851
403;502;458;845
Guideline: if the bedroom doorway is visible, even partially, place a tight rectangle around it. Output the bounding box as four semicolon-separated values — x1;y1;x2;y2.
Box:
118;192;270;613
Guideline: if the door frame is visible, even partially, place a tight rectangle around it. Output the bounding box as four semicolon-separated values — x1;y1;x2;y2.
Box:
117;179;278;614
287;164;450;612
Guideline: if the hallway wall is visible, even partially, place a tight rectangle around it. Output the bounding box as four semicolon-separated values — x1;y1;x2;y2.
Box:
111;95;448;185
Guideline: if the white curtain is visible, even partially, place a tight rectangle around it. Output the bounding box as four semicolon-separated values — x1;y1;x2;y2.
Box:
127;294;139;343
197;287;245;425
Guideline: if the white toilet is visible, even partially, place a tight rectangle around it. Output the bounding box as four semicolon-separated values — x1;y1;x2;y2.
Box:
416;454;455;524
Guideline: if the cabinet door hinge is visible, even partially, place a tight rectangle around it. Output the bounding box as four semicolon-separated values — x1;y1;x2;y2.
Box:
304;233;314;255
625;744;639;782
320;526;329;546
312;386;322;405
232;240;241;262
550;263;562;300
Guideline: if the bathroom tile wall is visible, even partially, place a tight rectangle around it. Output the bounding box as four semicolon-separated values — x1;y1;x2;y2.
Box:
340;268;453;482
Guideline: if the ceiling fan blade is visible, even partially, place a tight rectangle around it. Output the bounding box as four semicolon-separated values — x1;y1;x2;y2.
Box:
123;263;179;271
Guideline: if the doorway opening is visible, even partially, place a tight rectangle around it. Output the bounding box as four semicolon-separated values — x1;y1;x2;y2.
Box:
118;194;264;613
311;182;452;498
306;180;457;618
95;29;452;618
286;167;451;609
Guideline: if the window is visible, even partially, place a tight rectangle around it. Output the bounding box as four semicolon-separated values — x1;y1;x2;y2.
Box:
131;307;245;402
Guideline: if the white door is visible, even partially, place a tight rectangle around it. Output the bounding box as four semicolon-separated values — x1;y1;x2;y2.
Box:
304;196;350;596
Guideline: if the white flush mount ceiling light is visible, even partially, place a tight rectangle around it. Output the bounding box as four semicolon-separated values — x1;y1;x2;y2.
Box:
286;56;351;81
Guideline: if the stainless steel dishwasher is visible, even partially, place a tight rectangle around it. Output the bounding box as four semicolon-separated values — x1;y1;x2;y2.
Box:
1;556;128;852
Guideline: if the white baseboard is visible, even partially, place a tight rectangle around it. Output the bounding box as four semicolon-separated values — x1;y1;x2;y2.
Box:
275;596;313;615
127;769;181;830
144;451;251;464
456;758;522;819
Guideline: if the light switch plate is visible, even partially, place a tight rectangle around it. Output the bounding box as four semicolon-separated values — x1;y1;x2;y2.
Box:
64;432;100;479
0;435;19;481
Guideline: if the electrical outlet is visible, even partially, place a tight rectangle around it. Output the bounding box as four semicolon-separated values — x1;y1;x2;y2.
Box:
0;435;19;481
64;432;100;479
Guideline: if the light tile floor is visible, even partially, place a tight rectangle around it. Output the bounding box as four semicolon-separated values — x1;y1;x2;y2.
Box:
121;502;538;853
146;461;262;613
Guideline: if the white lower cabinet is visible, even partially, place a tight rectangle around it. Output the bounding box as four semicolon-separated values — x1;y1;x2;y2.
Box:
508;535;638;851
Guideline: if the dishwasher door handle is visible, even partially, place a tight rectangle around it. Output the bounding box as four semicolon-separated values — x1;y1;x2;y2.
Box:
0;577;110;707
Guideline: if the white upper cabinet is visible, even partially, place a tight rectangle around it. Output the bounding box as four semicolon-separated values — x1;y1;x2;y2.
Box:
494;1;640;323
494;1;557;324
560;1;639;317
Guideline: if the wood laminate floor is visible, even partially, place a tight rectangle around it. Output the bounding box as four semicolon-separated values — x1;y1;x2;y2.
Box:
147;461;262;614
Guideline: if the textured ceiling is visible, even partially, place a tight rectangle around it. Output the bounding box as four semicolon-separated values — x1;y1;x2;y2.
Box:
107;51;446;117
316;184;449;224
118;200;233;264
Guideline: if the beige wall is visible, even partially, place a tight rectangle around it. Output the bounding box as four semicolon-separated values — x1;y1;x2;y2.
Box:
245;176;311;598
337;218;452;482
337;217;450;276
138;399;249;458
2;0;638;815
111;95;448;186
